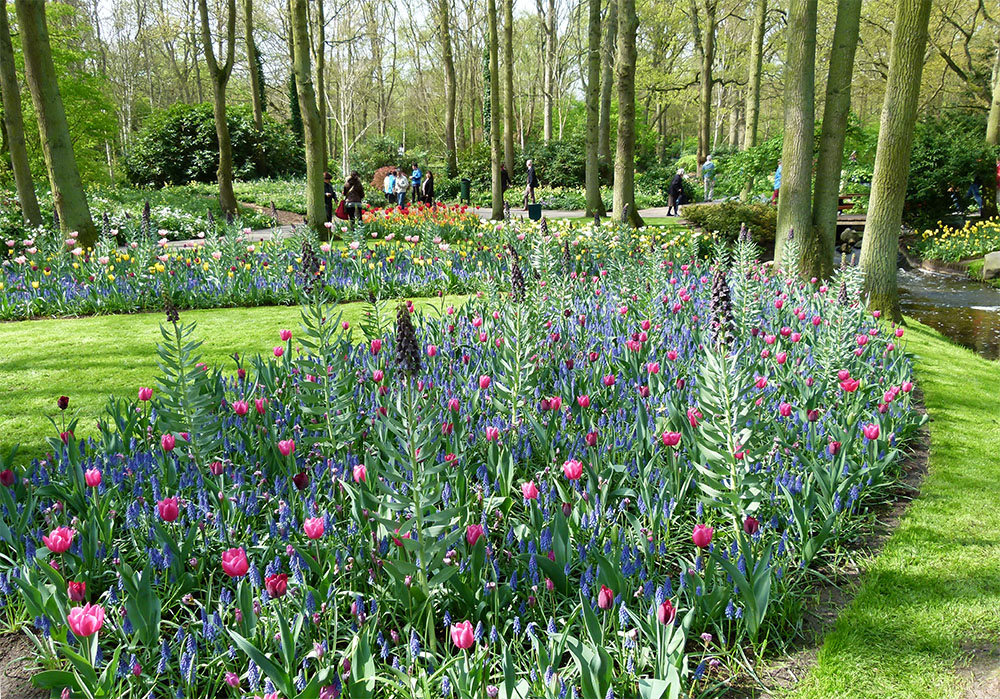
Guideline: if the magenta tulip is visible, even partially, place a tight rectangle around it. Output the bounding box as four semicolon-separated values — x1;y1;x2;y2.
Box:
466;524;484;547
137;387;153;401
232;400;249;416
597;585;614;610
160;433;175;452
478;375;492;390
450;620;475;649
66;603;104;637
657;599;676;625
84;468;101;488
692;524;714;549
221;547;249;578
280;329;292;341
303;517;325;540
862;423;880;440
353;464;367;483
157;497;179;522
67;581;86;602
521;481;539;500
278;440;295;456
562;459;583;480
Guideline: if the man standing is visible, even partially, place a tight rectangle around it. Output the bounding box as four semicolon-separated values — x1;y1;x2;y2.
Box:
772;160;782;204
523;159;538;208
702;155;716;201
410;163;423;195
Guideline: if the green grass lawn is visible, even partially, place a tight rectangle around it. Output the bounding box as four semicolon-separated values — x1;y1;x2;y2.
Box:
0;298;461;466
790;319;1000;698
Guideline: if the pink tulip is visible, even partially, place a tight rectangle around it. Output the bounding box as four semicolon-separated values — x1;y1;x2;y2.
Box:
67;581;86;602
255;398;267;414
828;440;841;455
137;387;153;401
902;381;913;393
447;398;460;412
646;362;660;375
562;459;583;480
225;672;241;688
353;464;367;483
602;374;615;387
576;395;590;408
840;378;859;392
478;375;492;390
67;603;105;637
485;426;500;442
232;400;249;416
661;431;681;447
42;526;75;554
692;524;714;549
273;346;284;357
657;599;676;625
303;517;325;540
450;620;475;649
372;370;384;383
278;440;295;456
521;481;539;500
280;329;292;341
597;585;614;610
862;423;880;440
466;524;484;547
778;402;792;417
754;376;768;389
84;468;102;488
158;497;179;522
221;547;249;578
426;344;438;357
370;338;382;354
161;433;176;452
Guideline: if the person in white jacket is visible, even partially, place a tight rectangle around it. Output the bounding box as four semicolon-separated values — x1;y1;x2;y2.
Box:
394;169;410;207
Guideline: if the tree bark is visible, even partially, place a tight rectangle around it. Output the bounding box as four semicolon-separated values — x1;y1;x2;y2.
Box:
689;0;717;176
488;0;503;218
773;0;817;265
585;0;605;217
291;0;327;238
314;0;328;165
613;0;643;228
987;42;1000;146
0;3;41;227
197;0;238;215
244;0;263;130
598;0;617;170
743;0;766;151
860;0;932;323
541;0;556;143
808;0;861;280
15;0;96;245
503;0;515;175
438;0;458;175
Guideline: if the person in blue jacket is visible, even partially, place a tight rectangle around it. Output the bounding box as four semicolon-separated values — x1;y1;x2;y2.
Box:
410;163;423;193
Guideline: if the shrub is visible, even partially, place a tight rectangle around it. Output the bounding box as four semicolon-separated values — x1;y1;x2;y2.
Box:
683;201;777;243
123;103;304;186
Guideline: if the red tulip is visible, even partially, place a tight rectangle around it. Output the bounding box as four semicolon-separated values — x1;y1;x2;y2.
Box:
57;395;69;411
0;469;13;487
692;524;714;549
657;599;676;625
292;472;310;490
743;516;760;535
265;573;289;598
67;581;86;602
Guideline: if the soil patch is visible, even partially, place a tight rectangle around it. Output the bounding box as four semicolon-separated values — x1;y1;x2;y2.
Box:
240;201;305;226
958;642;1000;698
0;631;46;699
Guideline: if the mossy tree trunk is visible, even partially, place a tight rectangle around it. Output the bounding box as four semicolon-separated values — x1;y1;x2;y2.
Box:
291;0;328;238
808;0;861;280
584;0;606;217
313;0;327;165
438;0;458;176
774;0;817;266
689;0;717;177
860;0;932;323
613;0;643;228
15;0;96;246
244;0;264;131
741;0;766;200
488;0;503;219
198;0;238;215
598;0;617;171
503;0;515;175
0;3;41;227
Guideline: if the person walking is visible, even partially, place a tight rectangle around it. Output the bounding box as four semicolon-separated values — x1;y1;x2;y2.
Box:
523;159;538;208
343;171;365;229
421;171;435;205
771;160;782;204
384;169;396;204
394;168;410;207
324;172;335;223
702;155;716;201
500;164;511;193
410;163;423;195
667;168;685;216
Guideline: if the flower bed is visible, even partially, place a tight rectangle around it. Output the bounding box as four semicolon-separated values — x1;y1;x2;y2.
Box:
0;227;923;698
914;218;1000;262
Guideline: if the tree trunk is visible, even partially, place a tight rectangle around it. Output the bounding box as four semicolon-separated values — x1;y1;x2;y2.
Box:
291;0;327;238
314;0;328;165
14;0;96;245
987;42;1000;146
542;0;555;143
808;0;861;280
773;0;817;265
503;0;515;175
0;4;41;227
599;0;617;170
585;0;605;217
689;0;716;176
860;0;932;323
438;0;458;175
613;0;643;228
488;0;503;219
743;0;766;151
198;0;238;215
244;0;263;130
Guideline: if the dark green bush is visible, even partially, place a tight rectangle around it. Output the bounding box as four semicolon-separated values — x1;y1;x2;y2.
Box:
683;201;777;244
123;103;304;186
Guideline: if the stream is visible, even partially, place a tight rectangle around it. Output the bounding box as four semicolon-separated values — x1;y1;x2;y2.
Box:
899;268;1000;360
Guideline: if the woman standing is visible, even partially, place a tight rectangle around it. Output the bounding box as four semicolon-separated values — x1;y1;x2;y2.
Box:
667;168;685;216
394;169;410;207
343;171;365;229
421;171;435;205
324;172;335;223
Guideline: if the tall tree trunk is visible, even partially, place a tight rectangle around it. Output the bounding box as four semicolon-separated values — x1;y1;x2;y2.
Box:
598;0;616;169
541;0;555;143
743;0;766;151
488;0;503;218
987;41;1000;145
314;0;327;165
689;0;717;176
503;0;515;174
808;0;861;280
0;4;41;227
291;0;327;238
244;0;263;130
198;0;238;215
860;0;932;323
14;0;96;245
438;0;458;175
773;0;817;265
585;0;605;217
613;0;643;228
